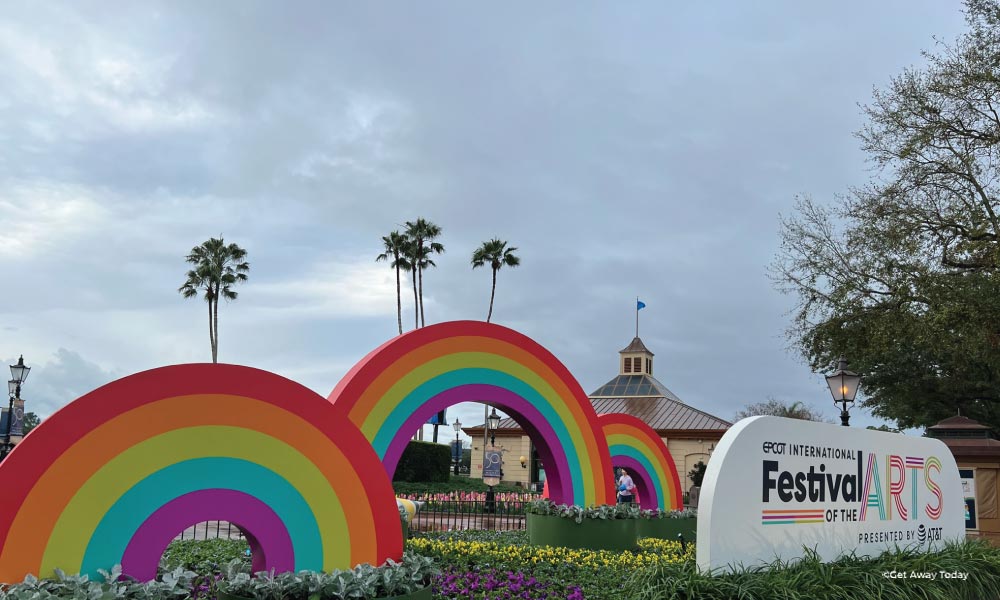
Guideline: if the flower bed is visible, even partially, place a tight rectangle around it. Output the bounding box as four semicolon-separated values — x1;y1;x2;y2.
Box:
434;567;583;600
409;531;692;600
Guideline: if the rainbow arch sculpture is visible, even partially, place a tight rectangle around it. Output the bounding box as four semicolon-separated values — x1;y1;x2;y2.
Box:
0;365;402;583
329;320;616;507
600;413;683;511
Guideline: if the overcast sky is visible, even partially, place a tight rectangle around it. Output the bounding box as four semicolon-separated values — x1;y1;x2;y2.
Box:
0;2;970;441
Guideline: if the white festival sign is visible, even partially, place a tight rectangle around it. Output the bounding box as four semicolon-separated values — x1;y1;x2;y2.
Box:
697;416;964;572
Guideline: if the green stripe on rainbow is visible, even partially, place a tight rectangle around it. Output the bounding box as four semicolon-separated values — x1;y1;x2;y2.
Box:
329;321;615;507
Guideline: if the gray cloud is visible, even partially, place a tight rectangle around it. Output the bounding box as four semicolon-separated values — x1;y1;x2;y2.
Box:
0;1;969;434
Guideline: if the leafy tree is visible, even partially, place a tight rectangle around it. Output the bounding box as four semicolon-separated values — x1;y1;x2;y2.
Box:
178;237;250;363
22;412;39;435
405;218;444;328
471;239;521;323
734;398;830;422
688;461;706;487
376;230;412;335
772;0;1000;432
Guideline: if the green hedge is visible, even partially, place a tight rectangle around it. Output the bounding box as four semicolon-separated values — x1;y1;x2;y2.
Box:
393;441;451;483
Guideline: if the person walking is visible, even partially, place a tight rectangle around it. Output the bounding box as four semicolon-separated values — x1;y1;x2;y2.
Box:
616;468;635;504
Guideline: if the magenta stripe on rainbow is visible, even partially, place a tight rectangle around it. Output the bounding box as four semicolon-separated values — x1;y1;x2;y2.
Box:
121;489;293;581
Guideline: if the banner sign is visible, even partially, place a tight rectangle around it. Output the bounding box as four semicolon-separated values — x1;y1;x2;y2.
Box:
10;399;23;437
426;410;447;426
960;468;977;530
483;448;503;479
698;416;964;572
451;440;463;462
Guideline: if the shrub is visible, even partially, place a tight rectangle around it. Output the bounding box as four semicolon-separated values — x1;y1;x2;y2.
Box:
393;441;452;483
687;462;706;487
160;538;250;573
525;499;641;523
625;540;1000;600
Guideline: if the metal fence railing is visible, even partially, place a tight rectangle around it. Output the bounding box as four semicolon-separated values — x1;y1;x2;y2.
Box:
174;500;529;541
174;520;245;541
409;500;527;533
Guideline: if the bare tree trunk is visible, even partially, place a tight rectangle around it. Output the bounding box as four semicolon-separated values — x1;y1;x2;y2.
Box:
411;268;419;330
487;268;497;323
418;265;426;328
395;263;403;335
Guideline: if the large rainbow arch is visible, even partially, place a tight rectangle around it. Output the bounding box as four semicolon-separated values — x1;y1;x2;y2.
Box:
600;413;683;511
0;365;402;582
329;321;615;507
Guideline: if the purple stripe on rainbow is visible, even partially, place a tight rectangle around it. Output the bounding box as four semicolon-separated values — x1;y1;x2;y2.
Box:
121;489;294;581
612;455;660;510
382;384;570;504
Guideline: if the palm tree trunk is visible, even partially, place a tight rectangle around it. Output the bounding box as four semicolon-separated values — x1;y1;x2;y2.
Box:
418;265;425;328
207;298;215;363
411;267;419;330
212;288;220;363
487;268;498;323
394;262;403;335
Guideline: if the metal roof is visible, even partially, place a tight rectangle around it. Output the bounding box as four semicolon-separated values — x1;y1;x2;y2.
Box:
467;397;731;434
619;337;653;355
589;374;680;400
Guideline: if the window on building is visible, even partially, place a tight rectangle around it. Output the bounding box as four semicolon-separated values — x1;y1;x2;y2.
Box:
623;357;632;373
634;358;642;373
646;359;652;374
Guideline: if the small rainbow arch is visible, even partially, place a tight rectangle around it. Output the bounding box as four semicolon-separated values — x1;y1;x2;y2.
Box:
600;413;683;511
0;365;402;582
329;321;615;507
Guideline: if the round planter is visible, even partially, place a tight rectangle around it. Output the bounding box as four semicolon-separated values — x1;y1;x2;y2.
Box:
381;586;433;600
636;517;697;541
219;585;432;600
527;512;637;551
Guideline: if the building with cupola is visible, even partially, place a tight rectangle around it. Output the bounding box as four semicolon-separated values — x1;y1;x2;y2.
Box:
464;334;731;492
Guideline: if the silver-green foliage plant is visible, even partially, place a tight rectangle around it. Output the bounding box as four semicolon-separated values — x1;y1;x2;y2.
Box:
0;565;198;600
215;552;438;599
526;499;641;524
639;508;697;520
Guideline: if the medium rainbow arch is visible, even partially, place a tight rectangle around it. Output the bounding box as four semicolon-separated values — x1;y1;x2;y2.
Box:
329;321;615;507
0;365;402;583
600;413;682;511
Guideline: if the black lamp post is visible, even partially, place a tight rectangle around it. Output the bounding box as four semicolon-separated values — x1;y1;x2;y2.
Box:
825;356;861;427
484;408;501;514
452;418;462;475
2;356;30;460
487;408;500;446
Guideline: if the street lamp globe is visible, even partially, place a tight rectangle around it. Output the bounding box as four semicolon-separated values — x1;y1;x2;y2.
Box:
452;418;462;433
9;356;30;387
825;356;861;427
487;408;500;431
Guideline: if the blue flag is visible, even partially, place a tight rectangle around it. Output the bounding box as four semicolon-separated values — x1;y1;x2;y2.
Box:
637;300;646;310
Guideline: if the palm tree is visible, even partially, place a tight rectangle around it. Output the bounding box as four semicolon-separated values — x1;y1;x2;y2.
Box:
471;238;521;323
405;218;444;327
376;230;411;335
178;237;250;363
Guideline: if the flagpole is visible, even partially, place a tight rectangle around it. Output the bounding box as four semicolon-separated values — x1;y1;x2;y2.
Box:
635;296;639;338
